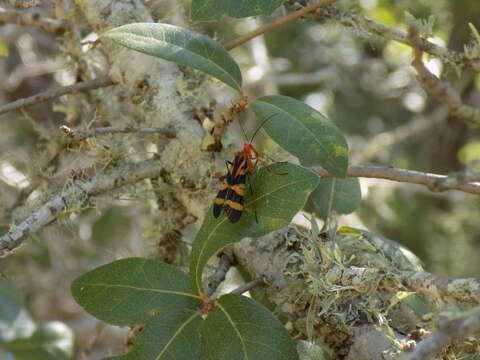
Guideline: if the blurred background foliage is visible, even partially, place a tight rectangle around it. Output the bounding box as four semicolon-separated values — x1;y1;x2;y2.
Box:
0;0;480;358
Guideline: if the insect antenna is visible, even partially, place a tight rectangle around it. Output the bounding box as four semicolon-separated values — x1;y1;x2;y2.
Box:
248;113;279;143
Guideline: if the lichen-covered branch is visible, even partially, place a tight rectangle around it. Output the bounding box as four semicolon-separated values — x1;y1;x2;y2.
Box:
0;0;40;8
408;308;480;360
0;77;115;115
410;28;480;125
0;8;67;35
0;158;163;257
402;272;480;304
310;165;480;195
59;125;176;141
321;8;480;71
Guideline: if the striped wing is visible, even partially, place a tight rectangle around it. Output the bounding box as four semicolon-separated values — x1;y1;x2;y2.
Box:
213;153;249;223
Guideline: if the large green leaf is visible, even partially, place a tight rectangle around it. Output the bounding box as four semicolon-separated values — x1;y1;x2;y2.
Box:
201;294;299;360
3;322;74;360
252;95;349;177
104;23;242;90
190;162;319;294
309;178;361;219
106;309;202;360
191;0;283;21
0;279;35;345
71;258;202;326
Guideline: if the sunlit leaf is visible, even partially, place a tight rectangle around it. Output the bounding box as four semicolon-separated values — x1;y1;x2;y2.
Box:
252;95;349;177
106;309;202;360
190;163;319;294
201;294;299;360
191;0;282;21
3;322;74;360
308;178;361;219
71;258;201;326
104;23;242;89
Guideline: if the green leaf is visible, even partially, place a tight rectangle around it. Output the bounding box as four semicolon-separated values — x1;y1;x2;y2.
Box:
71;258;201;326
4;322;74;360
104;23;242;90
308;178;361;219
202;294;298;360
252;95;349;177
191;0;282;21
190;162;319;294
0;279;35;344
105;309;202;360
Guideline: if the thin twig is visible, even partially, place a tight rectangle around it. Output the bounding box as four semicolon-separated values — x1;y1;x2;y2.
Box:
408;308;480;360
409;27;480;126
0;158;164;257
323;9;480;71
310;165;480;195
59;125;176;141
224;0;338;50
0;77;115;115
230;278;264;295
205;253;234;298
1;0;41;8
0;9;67;35
430;170;480;192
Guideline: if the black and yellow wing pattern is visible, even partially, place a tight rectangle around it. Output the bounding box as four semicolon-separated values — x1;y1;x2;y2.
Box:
213;154;249;223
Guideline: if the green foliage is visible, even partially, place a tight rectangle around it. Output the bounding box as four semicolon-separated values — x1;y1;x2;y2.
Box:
191;0;282;21
252;95;349;177
72;259;297;359
201;294;299;360
3;322;74;360
308;178;362;219
71;258;201;326
189;163;319;294
104;23;242;89
105;310;203;360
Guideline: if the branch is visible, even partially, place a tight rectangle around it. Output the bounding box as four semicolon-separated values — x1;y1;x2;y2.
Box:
224;0;338;50
0;77;115;115
205;253;234;298
324;266;480;304
0;0;41;8
0;158;163;258
410;28;480;125
408;308;480;360
0;9;67;35
310;165;480;195
430;170;480;192
322;9;480;71
402;272;480;304
230;278;264;295
59;125;176;141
